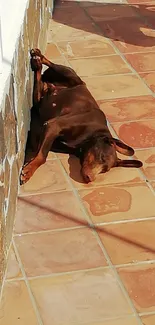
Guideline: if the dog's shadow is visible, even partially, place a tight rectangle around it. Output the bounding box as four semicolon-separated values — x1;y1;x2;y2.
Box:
67;155;85;185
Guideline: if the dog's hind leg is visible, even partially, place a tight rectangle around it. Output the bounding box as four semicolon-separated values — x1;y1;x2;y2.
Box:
23;51;44;166
30;49;44;106
30;48;84;87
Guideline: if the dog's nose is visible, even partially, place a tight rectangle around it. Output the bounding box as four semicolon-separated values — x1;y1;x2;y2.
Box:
83;173;95;183
84;174;91;183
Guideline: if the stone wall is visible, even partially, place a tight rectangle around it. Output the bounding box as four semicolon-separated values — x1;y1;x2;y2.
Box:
0;0;53;285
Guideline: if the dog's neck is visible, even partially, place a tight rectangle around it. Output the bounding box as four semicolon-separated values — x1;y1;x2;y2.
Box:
82;129;112;145
78;129;112;154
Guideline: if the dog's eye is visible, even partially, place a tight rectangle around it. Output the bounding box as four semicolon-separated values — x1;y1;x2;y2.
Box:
102;165;108;173
104;137;113;145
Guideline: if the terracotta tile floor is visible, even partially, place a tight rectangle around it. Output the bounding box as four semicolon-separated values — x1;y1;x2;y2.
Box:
1;0;155;324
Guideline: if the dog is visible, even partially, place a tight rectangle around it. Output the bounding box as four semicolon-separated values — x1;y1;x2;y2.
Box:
20;48;142;185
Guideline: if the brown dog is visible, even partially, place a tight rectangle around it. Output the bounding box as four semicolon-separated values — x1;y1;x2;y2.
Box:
20;49;142;184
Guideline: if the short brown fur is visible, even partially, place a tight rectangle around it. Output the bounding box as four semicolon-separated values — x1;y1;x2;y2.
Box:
20;49;142;184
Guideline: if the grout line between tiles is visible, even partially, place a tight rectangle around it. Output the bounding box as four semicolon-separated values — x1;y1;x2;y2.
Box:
19;187;72;197
4;266;109;282
83;72;135;78
14;224;88;236
139;310;155;317
27;265;110;281
0;239;13;303
135;147;155;151
7;256;155;282
61;53;155;60
115;259;155;269
111;117;155;123
12;239;43;325
13;214;155;238
57;53;119;59
5;277;24;282
95;215;155;226
70;71;135;78
5;256;155;283
71;315;139;325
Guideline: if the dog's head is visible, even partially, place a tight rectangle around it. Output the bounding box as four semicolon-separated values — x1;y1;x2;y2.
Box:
81;136;142;183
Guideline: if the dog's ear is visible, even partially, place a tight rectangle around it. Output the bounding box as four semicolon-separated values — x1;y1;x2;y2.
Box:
117;159;143;168
112;138;134;156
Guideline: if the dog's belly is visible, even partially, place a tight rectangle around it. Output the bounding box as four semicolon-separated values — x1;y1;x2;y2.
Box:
38;84;99;123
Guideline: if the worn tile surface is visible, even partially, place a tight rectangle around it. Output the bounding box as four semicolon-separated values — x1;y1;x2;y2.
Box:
2;0;155;324
118;264;155;313
0;281;38;325
98;96;155;123
14;228;107;276
97;220;155;265
29;269;132;325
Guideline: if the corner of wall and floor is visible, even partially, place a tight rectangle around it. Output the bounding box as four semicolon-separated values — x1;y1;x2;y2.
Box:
0;0;53;290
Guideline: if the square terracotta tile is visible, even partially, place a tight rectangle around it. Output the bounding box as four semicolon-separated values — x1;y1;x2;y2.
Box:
113;120;155;149
135;148;155;180
48;20;100;42
125;52;155;72
69;56;131;77
98;95;155;123
79;183;155;223
14;191;87;234
6;245;22;280
97;220;155;265
44;43;61;59
83;75;150;100
85;4;138;22
0;280;38;325
29;268;132;325
20;160;70;195
140;72;155;93
57;36;115;58
141;314;155;325
15;228;107;276
61;156;142;189
53;6;92;27
118;264;155;313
